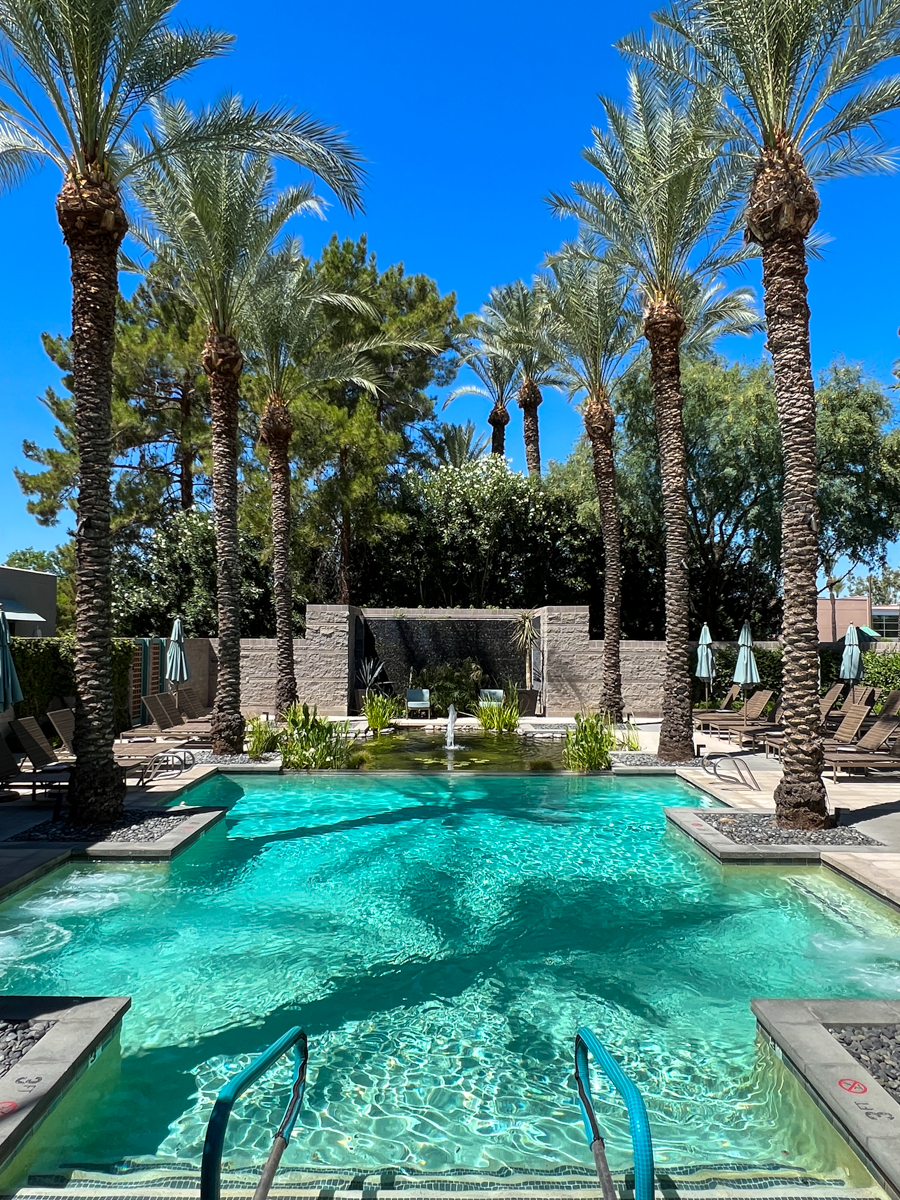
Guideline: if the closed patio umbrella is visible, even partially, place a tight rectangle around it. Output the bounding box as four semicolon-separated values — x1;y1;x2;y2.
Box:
165;618;190;690
840;624;863;698
695;623;715;703
0;609;23;710
733;622;760;725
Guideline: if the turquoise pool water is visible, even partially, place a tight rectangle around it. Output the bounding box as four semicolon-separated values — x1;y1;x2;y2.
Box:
1;773;899;1179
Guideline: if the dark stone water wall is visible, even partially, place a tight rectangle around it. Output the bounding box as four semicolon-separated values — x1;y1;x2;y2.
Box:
364;617;524;689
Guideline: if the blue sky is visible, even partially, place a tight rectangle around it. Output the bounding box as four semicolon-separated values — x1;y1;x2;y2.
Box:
1;0;899;560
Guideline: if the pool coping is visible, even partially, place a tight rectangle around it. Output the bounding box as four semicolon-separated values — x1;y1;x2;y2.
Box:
663;807;894;864
0;996;131;1174
752;999;900;1200
1;806;227;863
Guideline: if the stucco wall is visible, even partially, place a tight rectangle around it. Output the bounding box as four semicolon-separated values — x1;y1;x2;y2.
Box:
0;566;57;636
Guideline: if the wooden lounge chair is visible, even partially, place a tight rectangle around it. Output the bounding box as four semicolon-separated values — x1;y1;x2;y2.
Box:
824;714;900;781
406;689;431;719
819;683;845;720
764;702;872;759
0;735;56;801
133;694;212;744
697;689;774;733
692;684;740;718
157;692;211;731
47;709;158;769
175;684;211;720
9;717;72;805
729;700;784;750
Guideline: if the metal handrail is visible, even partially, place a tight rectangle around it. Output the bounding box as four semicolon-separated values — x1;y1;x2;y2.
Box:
200;1027;308;1200
574;1028;654;1200
702;753;761;791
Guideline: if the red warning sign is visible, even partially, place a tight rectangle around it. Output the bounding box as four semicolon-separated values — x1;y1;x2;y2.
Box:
839;1079;868;1094
0;1101;18;1116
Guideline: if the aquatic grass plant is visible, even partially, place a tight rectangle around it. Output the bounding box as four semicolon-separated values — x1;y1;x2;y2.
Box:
620;719;641;752
563;712;616;771
476;696;520;732
245;715;280;760
363;692;404;735
279;702;354;769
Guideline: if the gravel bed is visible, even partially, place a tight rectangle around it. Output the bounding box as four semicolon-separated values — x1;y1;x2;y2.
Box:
611;752;705;768
0;1019;56;1077
701;811;881;846
8;809;189;844
832;1025;900;1101
189;751;280;765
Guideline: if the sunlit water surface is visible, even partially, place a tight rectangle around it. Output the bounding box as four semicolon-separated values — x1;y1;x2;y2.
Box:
1;773;898;1179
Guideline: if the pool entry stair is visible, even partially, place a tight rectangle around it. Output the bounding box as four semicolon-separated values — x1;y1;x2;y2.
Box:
9;1026;883;1200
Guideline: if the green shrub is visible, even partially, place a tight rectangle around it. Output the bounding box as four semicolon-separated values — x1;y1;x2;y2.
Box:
363;692;403;735
563;712;615;771
246;715;279;760
619;719;641;752
476;696;520;732
10;636;134;733
279;702;354;769
863;650;900;694
410;659;485;716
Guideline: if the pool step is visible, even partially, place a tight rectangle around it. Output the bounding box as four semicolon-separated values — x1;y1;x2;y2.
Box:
6;1162;889;1200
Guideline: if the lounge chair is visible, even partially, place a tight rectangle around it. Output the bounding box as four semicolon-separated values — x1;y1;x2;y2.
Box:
406;689;431;719
47;709;158;770
127;694;211;744
8;717;72;804
174;685;211;720
695;689;774;733
728;700;784;750
692;684;740;718
764;702;872;759
0;735;55;801
157;692;211;731
819;683;845;721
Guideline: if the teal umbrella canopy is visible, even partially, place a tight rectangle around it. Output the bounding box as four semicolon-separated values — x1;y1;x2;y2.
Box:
0;610;23;710
165;618;190;688
732;622;761;687
840;624;863;683
695;623;715;683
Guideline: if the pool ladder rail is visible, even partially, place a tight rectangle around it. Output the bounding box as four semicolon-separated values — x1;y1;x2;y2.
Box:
574;1027;655;1200
200;1026;308;1200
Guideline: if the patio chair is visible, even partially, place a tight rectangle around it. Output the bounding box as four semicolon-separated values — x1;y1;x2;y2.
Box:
406;689;431;719
9;717;72;805
728;700;784;750
479;689;504;706
764;702;871;759
819;683;845;720
695;689;773;733
157;692;211;731
47;709;158;771
0;735;48;801
136;695;212;744
692;684;740;718
174;684;211;720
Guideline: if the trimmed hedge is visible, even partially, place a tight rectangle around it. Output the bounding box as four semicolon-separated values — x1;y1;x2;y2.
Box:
863;650;900;693
10;637;134;733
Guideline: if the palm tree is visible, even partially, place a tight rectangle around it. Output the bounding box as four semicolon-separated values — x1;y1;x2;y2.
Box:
422;420;491;467
0;0;237;820
550;68;757;762
620;0;900;826
448;347;518;456
480;280;559;475
544;255;639;720
244;246;378;714
130;97;363;753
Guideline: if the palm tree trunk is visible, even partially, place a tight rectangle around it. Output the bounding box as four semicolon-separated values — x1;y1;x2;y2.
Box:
260;396;298;715
203;330;246;754
645;303;694;762
56;176;127;822
747;140;827;829
518;378;543;475
488;404;510;456
583;393;624;720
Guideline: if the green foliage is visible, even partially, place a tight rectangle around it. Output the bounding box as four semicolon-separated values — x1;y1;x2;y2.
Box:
4;542;75;633
476;696;520;732
693;645;784;706
863;651;900;695
848;567;900;605
620;719;642;752
411;659;485;717
563;712;615;771
111;509;283;638
245;716;279;761
528;758;556;771
421;421;489;468
362;692;403;735
10;637;133;733
279;703;354;769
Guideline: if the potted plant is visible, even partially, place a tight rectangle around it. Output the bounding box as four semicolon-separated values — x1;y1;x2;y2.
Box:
511;612;540;716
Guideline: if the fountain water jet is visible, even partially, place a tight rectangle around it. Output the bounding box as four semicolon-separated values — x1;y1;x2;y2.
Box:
445;704;459;750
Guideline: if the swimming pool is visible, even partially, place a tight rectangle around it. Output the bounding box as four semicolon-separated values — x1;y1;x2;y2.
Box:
1;773;898;1181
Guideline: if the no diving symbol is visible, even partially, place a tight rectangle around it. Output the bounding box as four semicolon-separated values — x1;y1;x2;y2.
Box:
839;1079;868;1094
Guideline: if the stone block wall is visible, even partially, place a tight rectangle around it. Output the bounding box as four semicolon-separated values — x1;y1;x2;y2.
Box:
185;605;358;717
